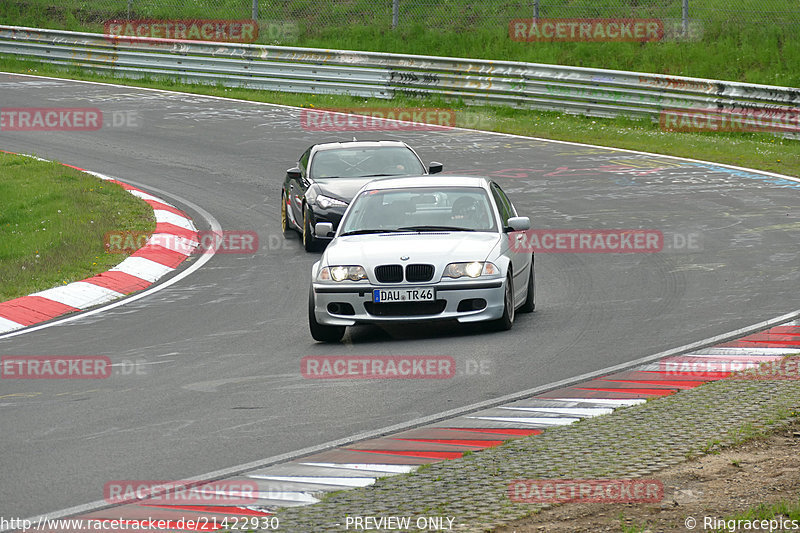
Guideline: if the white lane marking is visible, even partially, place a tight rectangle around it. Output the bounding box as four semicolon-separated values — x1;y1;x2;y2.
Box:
147;233;199;255
0;176;221;342
638;362;763;371
499;406;614;416
467;416;580;426
128;189;168;203
15;312;800;528
0;317;25;334
5;72;799;188
3;71;799;527
110;257;173;282
689;347;798;356
31;282;124;310
192;487;320;504
247;475;376;487
252;492;320;504
154;209;196;231
533;398;647;407
299;462;416;474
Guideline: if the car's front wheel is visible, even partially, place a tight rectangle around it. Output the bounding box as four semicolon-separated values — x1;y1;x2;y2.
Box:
308;287;345;342
490;272;515;331
280;191;292;236
302;205;319;252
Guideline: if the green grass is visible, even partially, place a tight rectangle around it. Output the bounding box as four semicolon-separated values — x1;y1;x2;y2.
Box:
713;498;800;532
1;36;797;302
2;55;797;181
299;21;800;87
0;153;155;301
1;0;799;86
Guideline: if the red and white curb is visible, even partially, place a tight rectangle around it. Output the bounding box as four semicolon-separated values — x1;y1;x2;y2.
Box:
0;153;199;334
52;320;800;529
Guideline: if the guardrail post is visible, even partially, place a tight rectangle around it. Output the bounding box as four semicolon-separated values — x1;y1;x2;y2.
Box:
252;0;259;20
682;0;689;35
392;0;399;29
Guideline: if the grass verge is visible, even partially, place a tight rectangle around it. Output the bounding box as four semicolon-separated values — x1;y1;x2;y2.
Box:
2;56;798;179
1;0;799;86
714;498;800;532
0;152;155;301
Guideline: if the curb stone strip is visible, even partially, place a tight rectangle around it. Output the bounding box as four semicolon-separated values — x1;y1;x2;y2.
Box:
2;78;799;530
0;151;199;334
268;321;800;532
56;320;800;531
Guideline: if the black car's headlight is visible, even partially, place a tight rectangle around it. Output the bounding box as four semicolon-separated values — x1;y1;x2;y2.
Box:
443;262;500;279
318;265;368;282
315;195;348;210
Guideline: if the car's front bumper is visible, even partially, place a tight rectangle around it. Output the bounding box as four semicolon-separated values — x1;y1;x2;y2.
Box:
312;279;506;326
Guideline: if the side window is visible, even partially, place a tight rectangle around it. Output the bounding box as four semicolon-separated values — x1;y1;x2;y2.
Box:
490;183;513;227
298;148;311;176
497;184;518;217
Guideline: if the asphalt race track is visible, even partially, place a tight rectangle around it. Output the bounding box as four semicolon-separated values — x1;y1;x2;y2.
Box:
1;72;798;519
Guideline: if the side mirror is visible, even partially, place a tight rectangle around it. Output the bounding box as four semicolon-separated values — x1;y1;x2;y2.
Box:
506;216;531;232
286;167;302;180
315;222;334;238
428;162;443;174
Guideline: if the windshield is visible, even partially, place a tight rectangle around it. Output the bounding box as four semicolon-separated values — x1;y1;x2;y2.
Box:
339;186;498;235
309;146;425;179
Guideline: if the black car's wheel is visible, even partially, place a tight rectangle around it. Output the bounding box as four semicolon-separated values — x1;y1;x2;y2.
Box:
519;255;535;313
490;272;515;331
280;191;292;236
308;287;345;342
302;205;318;252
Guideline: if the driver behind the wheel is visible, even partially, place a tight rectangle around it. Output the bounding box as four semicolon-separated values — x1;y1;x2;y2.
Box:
450;196;486;229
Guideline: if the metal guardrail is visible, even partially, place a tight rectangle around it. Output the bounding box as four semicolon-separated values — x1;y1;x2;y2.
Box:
1;25;798;133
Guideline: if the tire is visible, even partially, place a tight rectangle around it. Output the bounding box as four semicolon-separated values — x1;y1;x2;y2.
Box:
280;191;292;237
519;255;535;313
490;272;515;331
308;287;345;342
302;205;318;252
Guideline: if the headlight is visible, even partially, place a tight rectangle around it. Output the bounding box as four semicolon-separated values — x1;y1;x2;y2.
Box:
316;195;348;209
443;261;499;279
319;265;368;282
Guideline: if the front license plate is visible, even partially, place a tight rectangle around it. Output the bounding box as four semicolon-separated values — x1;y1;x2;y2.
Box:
373;287;435;303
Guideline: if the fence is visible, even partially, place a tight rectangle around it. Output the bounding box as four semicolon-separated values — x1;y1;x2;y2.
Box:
3;0;800;32
1;25;798;138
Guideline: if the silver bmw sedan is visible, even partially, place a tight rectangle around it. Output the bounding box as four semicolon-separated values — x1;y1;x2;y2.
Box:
308;175;534;342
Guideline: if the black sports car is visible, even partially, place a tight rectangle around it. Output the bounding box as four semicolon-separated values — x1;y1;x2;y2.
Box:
281;140;443;251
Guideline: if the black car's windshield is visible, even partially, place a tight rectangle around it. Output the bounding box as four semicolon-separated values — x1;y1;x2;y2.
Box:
309;146;425;180
339;186;498;234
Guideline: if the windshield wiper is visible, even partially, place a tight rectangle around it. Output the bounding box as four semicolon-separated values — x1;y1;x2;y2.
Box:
353;173;404;178
396;225;475;232
339;229;406;236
